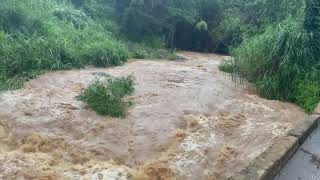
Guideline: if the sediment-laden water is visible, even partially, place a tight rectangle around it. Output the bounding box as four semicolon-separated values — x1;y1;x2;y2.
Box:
0;52;305;179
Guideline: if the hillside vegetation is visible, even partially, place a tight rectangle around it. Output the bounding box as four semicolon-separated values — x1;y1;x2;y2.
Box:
0;0;128;90
231;0;320;112
0;0;319;112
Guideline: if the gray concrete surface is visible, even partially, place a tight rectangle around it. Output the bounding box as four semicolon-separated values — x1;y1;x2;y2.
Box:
274;127;320;180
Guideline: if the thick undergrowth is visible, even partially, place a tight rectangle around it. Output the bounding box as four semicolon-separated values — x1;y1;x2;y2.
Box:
229;2;320;113
0;0;128;90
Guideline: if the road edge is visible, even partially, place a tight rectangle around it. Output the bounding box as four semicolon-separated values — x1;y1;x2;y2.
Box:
233;114;320;180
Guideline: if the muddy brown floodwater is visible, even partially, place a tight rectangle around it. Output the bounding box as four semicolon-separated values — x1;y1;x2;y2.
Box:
0;52;305;180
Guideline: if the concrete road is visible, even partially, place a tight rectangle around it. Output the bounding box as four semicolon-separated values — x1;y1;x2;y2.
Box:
274;128;320;180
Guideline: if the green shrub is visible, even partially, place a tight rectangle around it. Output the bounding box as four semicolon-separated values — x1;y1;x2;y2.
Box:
131;49;147;59
0;32;62;82
47;20;128;66
219;60;236;73
0;76;25;91
296;80;320;113
51;6;90;28
78;75;135;117
127;42;176;60
0;0;46;35
294;69;320;112
107;75;135;97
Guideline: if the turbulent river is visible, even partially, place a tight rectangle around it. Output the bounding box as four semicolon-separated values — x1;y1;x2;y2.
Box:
0;52;305;179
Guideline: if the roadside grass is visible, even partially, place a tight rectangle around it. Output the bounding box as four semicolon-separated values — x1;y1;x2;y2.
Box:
78;75;135;118
223;16;320;113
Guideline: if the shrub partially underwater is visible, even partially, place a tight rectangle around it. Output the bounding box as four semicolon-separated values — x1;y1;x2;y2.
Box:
78;75;135;118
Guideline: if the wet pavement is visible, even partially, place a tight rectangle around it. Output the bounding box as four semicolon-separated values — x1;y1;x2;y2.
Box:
275;127;320;180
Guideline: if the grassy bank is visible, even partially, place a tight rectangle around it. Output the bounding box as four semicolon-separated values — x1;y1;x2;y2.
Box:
222;11;320;112
0;0;128;91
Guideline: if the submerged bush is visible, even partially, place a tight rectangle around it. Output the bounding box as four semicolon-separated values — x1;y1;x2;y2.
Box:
218;60;236;74
78;75;135;117
107;75;135;97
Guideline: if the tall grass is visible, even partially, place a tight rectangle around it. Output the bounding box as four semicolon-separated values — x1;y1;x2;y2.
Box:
127;41;177;60
232;16;320;112
0;0;128;91
218;60;237;74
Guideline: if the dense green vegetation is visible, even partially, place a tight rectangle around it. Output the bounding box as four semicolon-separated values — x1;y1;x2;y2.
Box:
0;0;128;90
0;0;319;112
78;75;135;117
0;0;174;90
230;0;320;112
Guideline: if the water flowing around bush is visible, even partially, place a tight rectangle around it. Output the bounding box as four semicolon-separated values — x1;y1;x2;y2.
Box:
78;75;135;117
